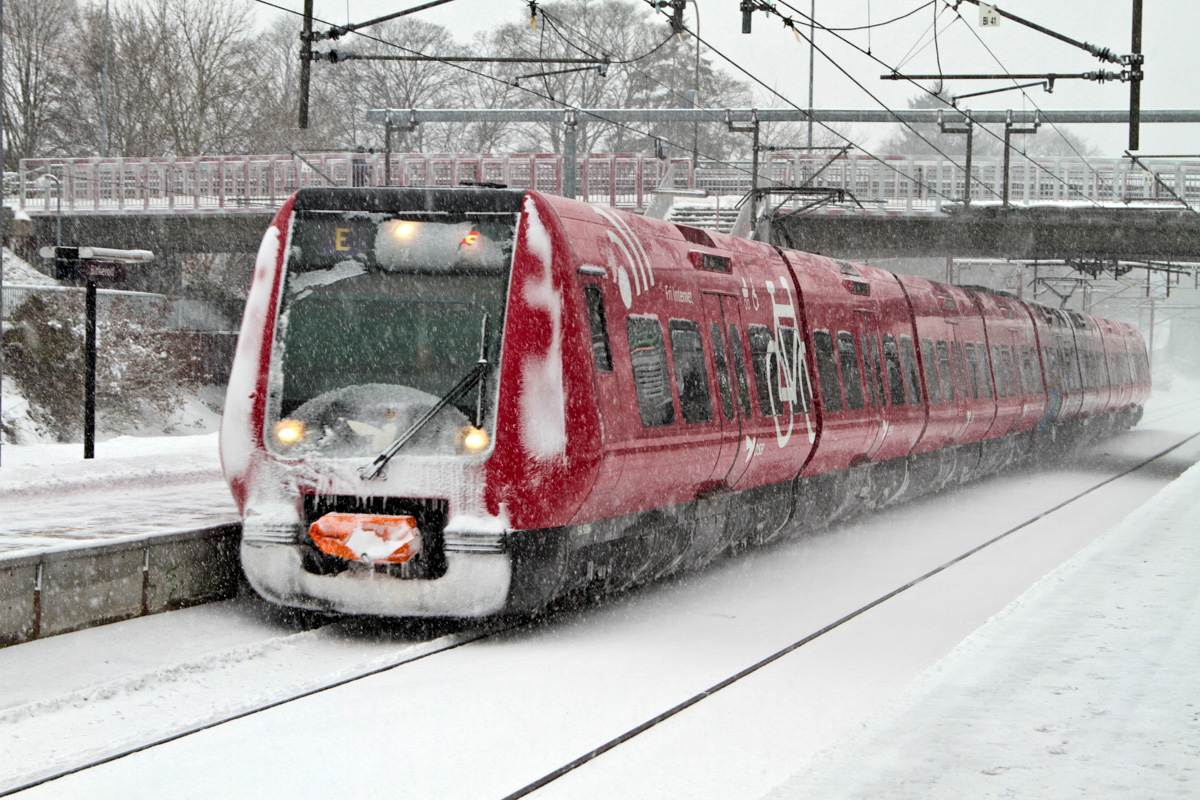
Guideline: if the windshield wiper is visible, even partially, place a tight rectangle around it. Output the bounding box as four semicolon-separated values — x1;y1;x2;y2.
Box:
360;313;491;481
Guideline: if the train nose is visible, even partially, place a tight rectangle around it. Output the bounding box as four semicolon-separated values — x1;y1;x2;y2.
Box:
308;513;423;564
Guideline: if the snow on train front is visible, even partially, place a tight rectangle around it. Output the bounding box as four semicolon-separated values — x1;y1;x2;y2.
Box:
220;187;589;617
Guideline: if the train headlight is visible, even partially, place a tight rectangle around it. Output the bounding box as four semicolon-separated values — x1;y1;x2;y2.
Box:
460;426;489;453
388;220;420;240
273;419;306;447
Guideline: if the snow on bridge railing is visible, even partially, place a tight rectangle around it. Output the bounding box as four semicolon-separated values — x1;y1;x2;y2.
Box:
17;152;1200;216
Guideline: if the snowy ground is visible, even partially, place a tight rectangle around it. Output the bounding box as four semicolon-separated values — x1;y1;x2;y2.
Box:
0;374;1197;798
0;431;234;553
767;458;1200;799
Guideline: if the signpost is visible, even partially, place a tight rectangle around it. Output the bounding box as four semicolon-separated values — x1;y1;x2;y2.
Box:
38;245;155;459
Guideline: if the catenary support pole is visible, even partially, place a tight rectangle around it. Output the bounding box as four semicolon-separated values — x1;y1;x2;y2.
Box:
1129;0;1143;150
299;0;313;129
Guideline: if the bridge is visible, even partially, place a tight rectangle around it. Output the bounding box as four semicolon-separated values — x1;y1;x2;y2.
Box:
11;148;1200;280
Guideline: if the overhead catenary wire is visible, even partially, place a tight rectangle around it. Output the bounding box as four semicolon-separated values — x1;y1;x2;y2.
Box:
772;0;1109;211
252;0;764;187
698;1;1003;204
939;0;1138;210
533;5;735;154
640;1;976;206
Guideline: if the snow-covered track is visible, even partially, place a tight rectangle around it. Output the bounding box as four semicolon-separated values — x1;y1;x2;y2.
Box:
0;610;502;795
4;425;1197;798
500;429;1200;799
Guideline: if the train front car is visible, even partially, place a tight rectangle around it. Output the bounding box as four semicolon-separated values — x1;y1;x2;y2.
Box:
221;187;597;617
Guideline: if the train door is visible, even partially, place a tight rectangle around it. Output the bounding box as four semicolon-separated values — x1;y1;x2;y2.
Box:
578;274;624;496
701;292;751;489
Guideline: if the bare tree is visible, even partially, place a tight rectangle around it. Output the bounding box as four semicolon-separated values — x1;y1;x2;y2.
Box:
482;0;750;160
143;0;264;154
2;0;76;167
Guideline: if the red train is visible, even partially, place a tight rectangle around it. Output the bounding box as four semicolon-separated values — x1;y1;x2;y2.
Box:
220;187;1150;617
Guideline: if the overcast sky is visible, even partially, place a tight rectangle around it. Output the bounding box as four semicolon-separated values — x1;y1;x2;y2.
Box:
259;0;1199;157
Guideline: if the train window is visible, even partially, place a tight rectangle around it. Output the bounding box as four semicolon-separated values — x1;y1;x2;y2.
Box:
882;335;907;405
710;323;735;420
779;327;812;414
991;345;1007;398
669;320;713;424
1066;347;1081;390
861;335;877;408
976;343;993;398
837;333;865;411
1042;348;1057;388
1000;346;1017;396
812;330;844;412
584;285;613;372
954;343;969;401
870;335;887;407
935;340;956;402
627;317;675;427
749;325;782;417
1020;348;1035;394
899;336;923;404
920;339;941;403
965;343;981;399
1029;347;1044;393
727;325;753;417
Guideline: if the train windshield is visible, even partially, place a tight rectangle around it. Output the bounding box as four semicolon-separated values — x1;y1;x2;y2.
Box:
267;209;517;459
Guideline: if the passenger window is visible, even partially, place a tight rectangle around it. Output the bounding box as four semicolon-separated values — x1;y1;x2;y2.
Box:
1043;348;1057;387
921;338;941;403
836;333;865;411
1000;346;1016;396
965;343;981;399
812;330;844;412
584;285;613;372
1022;348;1038;394
710;324;734;420
861;335;877;408
976;343;993;398
1066;347;1081;390
727;325;753;417
627;317;674;427
669;320;713;424
954;343;969;401
882;335;907;405
899;336;923;404
935;340;956;402
991;345;1007;397
870;335;886;406
749;325;782;417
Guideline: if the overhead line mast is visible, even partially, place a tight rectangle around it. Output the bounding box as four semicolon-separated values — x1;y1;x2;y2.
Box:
950;0;1144;150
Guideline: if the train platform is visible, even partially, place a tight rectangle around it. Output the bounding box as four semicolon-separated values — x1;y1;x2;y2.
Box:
0;433;236;557
766;452;1200;798
0;433;240;645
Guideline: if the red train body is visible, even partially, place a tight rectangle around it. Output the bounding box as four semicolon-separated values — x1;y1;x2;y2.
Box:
221;188;1150;617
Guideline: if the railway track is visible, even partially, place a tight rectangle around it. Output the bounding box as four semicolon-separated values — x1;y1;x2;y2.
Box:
4;423;1198;798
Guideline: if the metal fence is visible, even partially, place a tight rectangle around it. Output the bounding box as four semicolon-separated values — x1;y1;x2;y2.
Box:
18;151;1200;216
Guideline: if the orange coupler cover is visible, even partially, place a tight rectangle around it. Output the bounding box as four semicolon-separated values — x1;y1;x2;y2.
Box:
307;513;423;564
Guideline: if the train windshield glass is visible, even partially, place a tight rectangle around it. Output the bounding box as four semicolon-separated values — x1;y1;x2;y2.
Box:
267;210;516;458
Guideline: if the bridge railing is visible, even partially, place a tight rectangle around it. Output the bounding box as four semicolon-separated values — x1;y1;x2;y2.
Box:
18;152;1200;215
